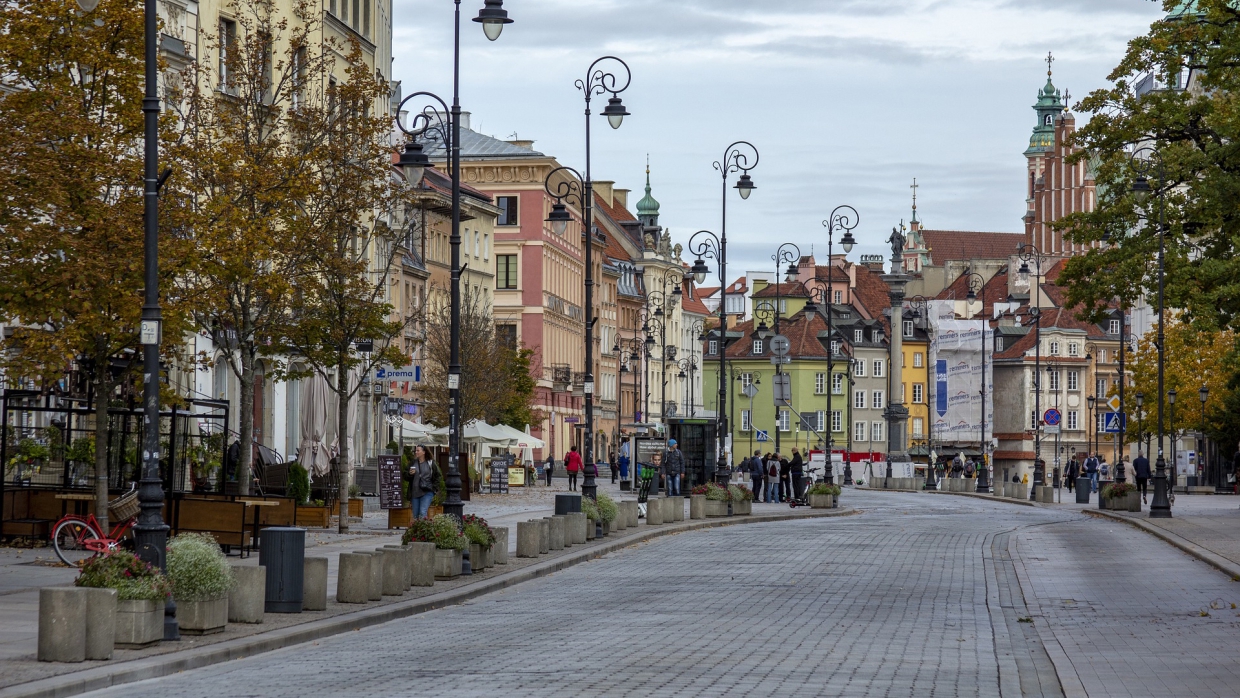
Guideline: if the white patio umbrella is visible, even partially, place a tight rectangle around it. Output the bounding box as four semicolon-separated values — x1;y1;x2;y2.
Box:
298;375;333;478
430;420;516;446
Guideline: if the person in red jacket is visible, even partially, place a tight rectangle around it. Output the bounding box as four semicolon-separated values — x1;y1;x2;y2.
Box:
565;445;582;491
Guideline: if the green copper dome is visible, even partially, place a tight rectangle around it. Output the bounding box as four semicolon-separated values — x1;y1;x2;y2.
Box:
1025;55;1064;157
636;161;660;226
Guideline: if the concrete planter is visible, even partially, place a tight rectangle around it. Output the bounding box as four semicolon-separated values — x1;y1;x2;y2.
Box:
704;499;729;517
178;597;228;635
114;599;163;648
434;548;463;579
809;493;833;509
689;494;705;519
733;499;752;515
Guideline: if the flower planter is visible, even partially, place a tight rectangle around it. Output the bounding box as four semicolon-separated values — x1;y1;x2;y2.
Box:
428;505;444;518
732;499;752;515
704;499;729;518
387;507;412;529
433;548;463;579
177;597;228;636
348;498;365;518
295;505;331;528
114;599;163;648
809;493;833;509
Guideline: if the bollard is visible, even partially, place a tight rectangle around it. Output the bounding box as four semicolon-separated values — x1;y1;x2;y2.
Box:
689;494;705;519
377;548;405;596
38;587;86;663
82;587;116;661
647;497;664;525
516;521;541;558
567;512;587;544
384;545;412;589
546;516;566;550
228;565;266;623
302;557;328;611
408;542;436;586
494;528;509;564
353;551;383;601
671;496;685;521
335;553;370;604
537;519;550;554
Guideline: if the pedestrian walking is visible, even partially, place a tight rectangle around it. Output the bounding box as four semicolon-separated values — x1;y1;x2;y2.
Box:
1133;451;1151;503
1084;452;1100;493
1099;457;1110;481
544;453;554;487
565;446;582;491
618;440;630;483
765;453;781;503
663;439;685;496
749;450;764;502
404;445;436;519
609;451;618;484
790;448;805;500
1065;457;1078;493
779;453;792;502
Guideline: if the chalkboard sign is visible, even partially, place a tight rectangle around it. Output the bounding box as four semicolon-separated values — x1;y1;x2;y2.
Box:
489;453;514;494
378;455;404;510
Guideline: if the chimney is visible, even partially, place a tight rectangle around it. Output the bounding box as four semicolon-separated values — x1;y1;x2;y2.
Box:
615;188;629;209
594;180;615;207
506;139;535;150
859;254;885;273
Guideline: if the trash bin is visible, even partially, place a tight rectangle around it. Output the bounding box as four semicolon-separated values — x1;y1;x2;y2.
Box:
1075;478;1091;504
555;494;582;516
259;527;305;613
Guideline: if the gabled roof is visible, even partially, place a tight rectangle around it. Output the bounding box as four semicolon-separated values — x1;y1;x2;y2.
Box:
723;310;829;360
681;281;711;316
992;307;1108;360
849;264;892;322
695;286;720;299
936;267;1011;319
752;282;809;299
422;128;545;160
921;230;1024;266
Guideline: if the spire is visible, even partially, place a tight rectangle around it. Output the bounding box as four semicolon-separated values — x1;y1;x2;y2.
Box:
636;155;661;227
910;177;919;224
1025;52;1065;157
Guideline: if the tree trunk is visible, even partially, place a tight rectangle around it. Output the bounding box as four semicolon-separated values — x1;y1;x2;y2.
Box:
236;350;255;497
92;353;110;533
335;361;349;534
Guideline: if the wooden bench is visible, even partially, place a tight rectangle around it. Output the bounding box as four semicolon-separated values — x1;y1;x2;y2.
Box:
175;498;251;557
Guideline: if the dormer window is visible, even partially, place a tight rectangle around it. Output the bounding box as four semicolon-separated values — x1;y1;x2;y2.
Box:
854;329;863;342
872;329;882;343
752;339;763;355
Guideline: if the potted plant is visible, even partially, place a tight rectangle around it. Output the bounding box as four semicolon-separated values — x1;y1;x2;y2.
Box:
1101;482;1138;511
166;533;233;635
596;492;619;535
461;514;496;570
807;483;840;509
64;436;95;488
580;496;600;538
348;484;365;518
6;437;49;485
75;551;170;648
403;514;467;579
728;485;752;515
288;463;327;527
701;482;729;517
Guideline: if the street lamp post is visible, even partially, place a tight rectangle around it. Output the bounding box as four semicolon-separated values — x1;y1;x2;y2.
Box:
1017;244;1046;494
963;271;991;493
396;0;513;532
905;295;933;489
690;140;758;485
813;206;859;485
544;56;631;502
1087;395;1097;464
1135;391;1145;469
771;243;801;460
1200;385;1211;490
1131;146;1172;518
1169;388;1177;487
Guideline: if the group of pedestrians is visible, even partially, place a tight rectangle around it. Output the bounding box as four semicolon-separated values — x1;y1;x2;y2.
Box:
740;448;808;503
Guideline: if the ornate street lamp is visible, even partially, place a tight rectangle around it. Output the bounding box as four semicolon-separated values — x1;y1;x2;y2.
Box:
770;243;801;458
962;270;992;493
1017;243;1046;495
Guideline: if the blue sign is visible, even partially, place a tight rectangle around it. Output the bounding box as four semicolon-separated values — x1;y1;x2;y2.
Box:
1043;408;1061;426
755;430;769;442
935;360;948;417
1103;412;1126;433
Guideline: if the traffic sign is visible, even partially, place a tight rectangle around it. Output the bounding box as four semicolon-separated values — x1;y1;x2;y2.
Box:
769;356;791;365
1044;425;1060;435
1106;395;1121;412
769;334;790;356
742;383;759;399
755;430;769;442
1103;412;1126;433
1043;408;1061;426
773;374;791;407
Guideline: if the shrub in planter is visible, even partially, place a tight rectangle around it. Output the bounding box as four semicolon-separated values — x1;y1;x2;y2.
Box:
167;533;233;634
596;493;619;524
76;551;170;647
402;514;467;551
728;484;751;502
580;496;600;528
287;462;311;505
807;483;841;497
462;515;496;547
702;482;729;502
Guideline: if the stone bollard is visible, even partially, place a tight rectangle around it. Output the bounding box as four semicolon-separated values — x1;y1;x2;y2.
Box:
229;565;267;623
494;528;509;564
408;542;436;586
537;519;550;554
689;494;705;519
83;587;116;661
646;497;664;525
353;551;383;601
671;496;685;521
377;548;405;596
567;512;587;544
386;545;412;589
611;507;626;531
546;516;566;550
585;518;596;540
516;521;541;558
38;587;86;663
303;557;328;611
335;553;371;604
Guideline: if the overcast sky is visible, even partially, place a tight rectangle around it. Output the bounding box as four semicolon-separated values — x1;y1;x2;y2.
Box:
390;0;1166;277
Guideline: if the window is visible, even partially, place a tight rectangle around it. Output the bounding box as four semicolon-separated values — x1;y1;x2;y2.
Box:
834;290;843;304
752;339;763;354
1030;410;1038;429
854;421;867;441
777;410;790;432
903;320;914;338
1096;378;1107;397
496;324;517;347
831;410;843;432
483;233;490;260
1048;369;1060;391
912;383;924;403
1049;341;1060;355
901;383;906;402
914;352;924;368
496;254;518;289
815;373;826;395
1096;412;1106;433
911;417;924;438
872;390;884;410
708;340;718;355
832;373;844;394
872;359;884;378
1097;349;1107;364
362;0;370;37
219;19;237;92
1109;319;1121;335
1067;370;1079;391
872;329;882;343
1068;342;1080;357
352;0;360;31
497;196;518;226
830;341;840;355
871;421;884;441
854;360;866;377
740;372;753;389
854;390;866;409
854;329;863;342
815;411;826;432
741;410;751;432
474;231;481;258
1067;410;1079;430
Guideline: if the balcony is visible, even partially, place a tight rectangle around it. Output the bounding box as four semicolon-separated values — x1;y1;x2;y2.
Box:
551;364;571;391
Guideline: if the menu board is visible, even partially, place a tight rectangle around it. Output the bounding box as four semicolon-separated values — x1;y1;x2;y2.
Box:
489;453;514;494
377;455;404;510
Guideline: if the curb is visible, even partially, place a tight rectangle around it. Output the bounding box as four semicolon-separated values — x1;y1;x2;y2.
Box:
925;489;1038;507
1083;509;1240;581
0;507;856;698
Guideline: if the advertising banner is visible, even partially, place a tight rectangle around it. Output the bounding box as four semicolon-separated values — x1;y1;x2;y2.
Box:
929;318;993;446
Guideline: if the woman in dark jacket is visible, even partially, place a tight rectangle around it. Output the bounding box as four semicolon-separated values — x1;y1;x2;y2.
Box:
789;449;806;499
404;445;436;519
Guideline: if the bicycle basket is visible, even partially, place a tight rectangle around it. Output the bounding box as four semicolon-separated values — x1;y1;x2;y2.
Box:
107;490;140;521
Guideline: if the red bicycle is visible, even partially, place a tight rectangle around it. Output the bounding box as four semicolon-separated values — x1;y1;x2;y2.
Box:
51;485;139;567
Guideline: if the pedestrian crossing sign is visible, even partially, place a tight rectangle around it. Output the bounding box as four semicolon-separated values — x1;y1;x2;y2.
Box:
755;430;769;442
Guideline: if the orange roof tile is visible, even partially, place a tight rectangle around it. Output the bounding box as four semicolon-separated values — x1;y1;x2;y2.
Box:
921;230;1023;265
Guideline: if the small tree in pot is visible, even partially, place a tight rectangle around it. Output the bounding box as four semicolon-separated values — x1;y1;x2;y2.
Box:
166;533;234;634
75;552;170;648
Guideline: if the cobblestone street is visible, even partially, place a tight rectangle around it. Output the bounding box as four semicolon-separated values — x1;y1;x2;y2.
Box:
80;491;1240;697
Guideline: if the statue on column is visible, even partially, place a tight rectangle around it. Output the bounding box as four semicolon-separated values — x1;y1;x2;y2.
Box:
887;223;907;269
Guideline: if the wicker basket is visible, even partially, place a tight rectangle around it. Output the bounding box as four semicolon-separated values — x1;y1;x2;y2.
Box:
108;490;140;521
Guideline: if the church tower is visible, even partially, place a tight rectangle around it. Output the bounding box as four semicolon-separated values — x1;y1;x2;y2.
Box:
636;160;660;229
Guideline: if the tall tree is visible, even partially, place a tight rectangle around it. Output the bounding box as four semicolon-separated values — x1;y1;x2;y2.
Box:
1059;0;1240;332
0;0;191;527
281;46;405;533
165;0;328;495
